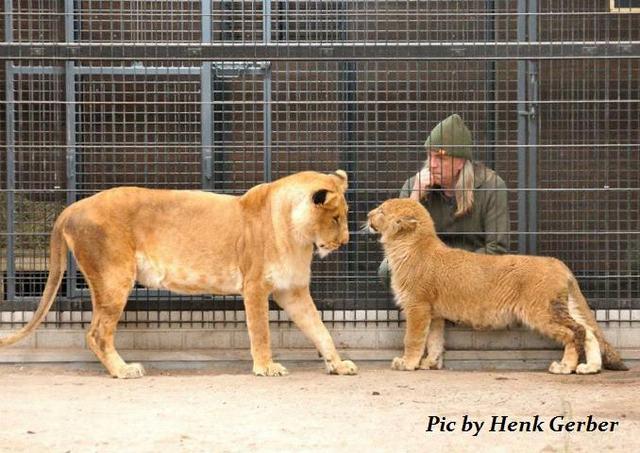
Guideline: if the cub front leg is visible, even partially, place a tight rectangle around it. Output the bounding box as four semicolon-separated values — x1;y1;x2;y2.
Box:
243;285;288;376
393;304;431;371
274;288;358;375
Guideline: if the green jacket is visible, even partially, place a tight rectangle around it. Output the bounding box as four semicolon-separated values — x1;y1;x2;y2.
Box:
378;163;510;286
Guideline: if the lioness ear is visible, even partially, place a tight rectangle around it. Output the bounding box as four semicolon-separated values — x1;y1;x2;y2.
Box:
312;189;329;205
394;216;419;231
312;189;339;208
333;169;348;191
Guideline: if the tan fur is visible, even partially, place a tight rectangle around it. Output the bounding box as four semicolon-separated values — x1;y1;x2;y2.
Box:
368;198;628;374
0;170;358;378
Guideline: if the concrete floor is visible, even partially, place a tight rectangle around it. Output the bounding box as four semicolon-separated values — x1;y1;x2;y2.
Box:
0;361;638;452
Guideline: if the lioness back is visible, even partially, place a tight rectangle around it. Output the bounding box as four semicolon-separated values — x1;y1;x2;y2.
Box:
63;187;245;295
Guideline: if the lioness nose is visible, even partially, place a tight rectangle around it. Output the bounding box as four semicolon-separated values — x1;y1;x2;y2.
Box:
341;230;349;245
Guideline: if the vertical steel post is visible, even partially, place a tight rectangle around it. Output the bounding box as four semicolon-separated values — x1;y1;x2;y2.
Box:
338;1;356;178
201;1;213;190
336;1;357;299
527;0;538;254
4;0;16;301
484;0;496;167
263;0;273;183
516;0;528;254
64;0;77;297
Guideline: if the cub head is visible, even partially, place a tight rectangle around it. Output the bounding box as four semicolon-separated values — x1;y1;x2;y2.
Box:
291;170;350;258
367;198;434;241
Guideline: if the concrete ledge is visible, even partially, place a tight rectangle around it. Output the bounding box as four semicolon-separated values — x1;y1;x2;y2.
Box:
0;323;635;351
0;348;638;371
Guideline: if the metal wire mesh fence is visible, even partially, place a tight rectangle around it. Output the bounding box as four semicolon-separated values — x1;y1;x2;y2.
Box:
1;1;639;328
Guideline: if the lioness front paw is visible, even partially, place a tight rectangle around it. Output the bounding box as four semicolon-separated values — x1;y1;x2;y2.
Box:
115;363;146;379
327;359;358;375
391;356;418;371
253;361;289;377
576;363;601;375
419;355;443;370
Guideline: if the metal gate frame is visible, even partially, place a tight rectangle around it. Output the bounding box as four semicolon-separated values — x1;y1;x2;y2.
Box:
3;0;638;309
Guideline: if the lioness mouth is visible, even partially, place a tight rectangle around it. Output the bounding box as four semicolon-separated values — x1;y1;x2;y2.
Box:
314;243;333;258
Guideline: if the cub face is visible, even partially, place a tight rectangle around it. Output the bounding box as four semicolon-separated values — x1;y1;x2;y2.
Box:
367;198;424;239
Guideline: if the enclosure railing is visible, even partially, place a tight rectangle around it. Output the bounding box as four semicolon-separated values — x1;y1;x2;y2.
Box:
1;1;638;327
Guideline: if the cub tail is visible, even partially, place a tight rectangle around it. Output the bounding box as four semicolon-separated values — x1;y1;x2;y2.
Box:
568;278;629;371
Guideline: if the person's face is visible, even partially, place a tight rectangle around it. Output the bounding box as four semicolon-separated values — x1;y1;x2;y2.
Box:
428;149;466;187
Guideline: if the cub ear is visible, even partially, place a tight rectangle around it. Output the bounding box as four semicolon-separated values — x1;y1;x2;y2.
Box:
394;216;419;232
312;189;339;208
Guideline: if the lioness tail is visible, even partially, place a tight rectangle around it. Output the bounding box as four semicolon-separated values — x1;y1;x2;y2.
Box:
0;216;68;347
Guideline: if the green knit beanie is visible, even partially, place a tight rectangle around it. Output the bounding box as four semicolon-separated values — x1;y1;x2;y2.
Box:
424;114;473;160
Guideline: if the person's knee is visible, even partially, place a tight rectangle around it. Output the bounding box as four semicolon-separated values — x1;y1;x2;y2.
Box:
378;258;391;289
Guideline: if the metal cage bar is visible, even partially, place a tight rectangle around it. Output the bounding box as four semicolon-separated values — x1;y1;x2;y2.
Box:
4;0;16;302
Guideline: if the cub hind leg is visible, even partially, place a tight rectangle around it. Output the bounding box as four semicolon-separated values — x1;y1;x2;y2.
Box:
526;297;587;375
566;292;603;375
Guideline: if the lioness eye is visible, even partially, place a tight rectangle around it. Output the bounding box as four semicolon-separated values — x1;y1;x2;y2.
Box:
333;216;340;224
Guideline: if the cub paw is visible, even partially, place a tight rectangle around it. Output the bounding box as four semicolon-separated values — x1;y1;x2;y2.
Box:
115;363;146;379
391;356;418;371
576;363;601;375
548;361;573;375
419;355;443;370
327;359;358;375
253;362;289;377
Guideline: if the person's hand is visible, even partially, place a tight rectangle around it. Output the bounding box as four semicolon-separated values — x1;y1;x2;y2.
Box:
410;167;432;201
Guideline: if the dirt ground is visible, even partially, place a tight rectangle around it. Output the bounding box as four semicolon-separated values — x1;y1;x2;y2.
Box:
0;361;638;453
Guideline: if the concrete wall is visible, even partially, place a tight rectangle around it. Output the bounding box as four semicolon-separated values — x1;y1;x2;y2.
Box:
1;311;639;370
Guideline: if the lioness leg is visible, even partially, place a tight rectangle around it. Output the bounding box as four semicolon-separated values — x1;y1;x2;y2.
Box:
273;288;357;375
243;285;287;376
69;226;143;379
84;270;144;379
419;317;444;370
393;304;430;371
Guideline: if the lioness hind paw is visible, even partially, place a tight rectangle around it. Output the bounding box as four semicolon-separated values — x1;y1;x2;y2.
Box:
115;363;146;379
327;359;358;375
253;362;289;377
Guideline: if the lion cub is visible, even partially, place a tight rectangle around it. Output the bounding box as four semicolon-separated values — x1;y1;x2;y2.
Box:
367;198;627;374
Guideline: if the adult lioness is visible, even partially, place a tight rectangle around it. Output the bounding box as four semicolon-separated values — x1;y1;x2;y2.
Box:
0;170;358;378
367;198;627;375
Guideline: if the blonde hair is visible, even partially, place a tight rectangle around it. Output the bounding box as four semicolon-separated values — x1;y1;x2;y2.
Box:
454;160;474;218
